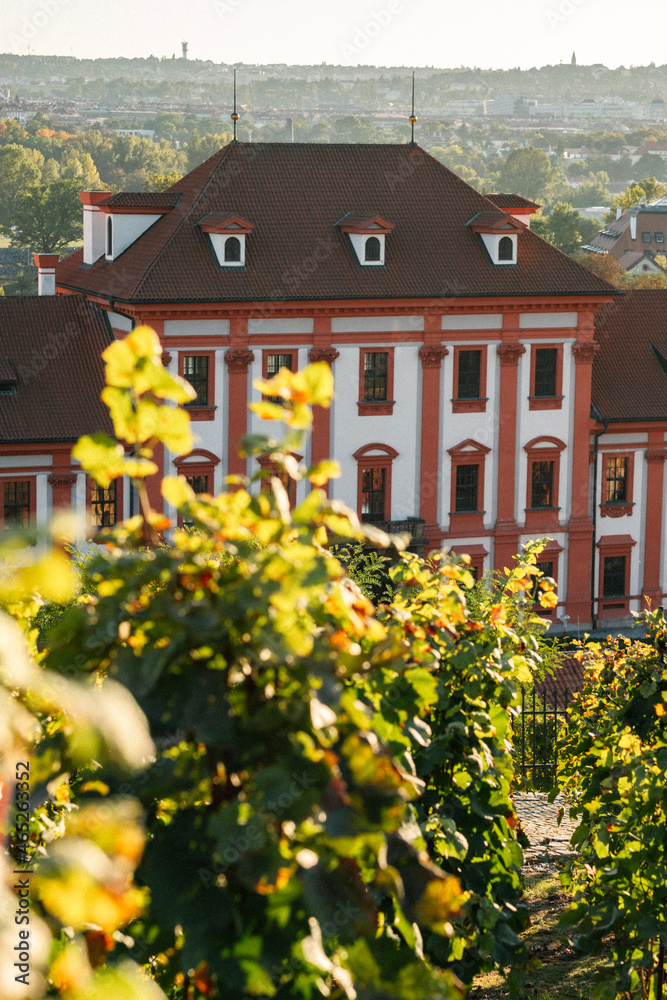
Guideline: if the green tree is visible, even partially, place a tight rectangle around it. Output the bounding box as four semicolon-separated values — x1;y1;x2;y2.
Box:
0;144;44;227
143;171;183;192
569;172;612;208
498;146;553;201
59;149;102;188
7;180;83;254
532;202;600;255
633;152;667;182
604;178;667;222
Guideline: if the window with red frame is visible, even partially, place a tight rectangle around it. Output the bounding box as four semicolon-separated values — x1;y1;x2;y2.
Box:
179;353;216;420
529;345;563;410
363;352;388;400
455;464;479;512
90;480;118;527
358;349;395;414
263;351;298;403
531;460;555;508
534;349;558;396
4;481;30;529
361;467;386;522
183;356;210;406
457;350;481;398
354;444;397;522
186;474;210;495
603;555;626;598
257;453;301;508
605;456;628;503
597;534;634;617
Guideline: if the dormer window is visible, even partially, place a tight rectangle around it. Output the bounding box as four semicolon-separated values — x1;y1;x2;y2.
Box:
197;213;253;268
98;192;179;261
336;212;393;267
498;236;514;261
364;236;382;262
224;236;242;262
467;211;525;266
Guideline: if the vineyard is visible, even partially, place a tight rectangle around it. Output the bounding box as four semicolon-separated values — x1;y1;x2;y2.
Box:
1;333;666;1000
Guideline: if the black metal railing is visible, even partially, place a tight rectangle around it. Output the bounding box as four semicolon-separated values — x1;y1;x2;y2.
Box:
513;683;573;789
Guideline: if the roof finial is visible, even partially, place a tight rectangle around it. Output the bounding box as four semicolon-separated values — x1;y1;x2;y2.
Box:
409;70;417;146
231;68;239;143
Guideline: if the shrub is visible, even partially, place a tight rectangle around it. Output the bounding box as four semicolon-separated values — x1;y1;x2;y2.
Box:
4;328;557;998
557;611;667;999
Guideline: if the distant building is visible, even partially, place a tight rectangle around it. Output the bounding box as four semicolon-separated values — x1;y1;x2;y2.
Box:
112;128;157;140
7;144;667;629
583;198;667;265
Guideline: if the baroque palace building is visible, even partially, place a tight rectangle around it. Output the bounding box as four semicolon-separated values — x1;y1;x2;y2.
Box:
2;141;667;630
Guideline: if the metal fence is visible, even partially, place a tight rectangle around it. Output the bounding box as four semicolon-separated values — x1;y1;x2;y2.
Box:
513;683;574;788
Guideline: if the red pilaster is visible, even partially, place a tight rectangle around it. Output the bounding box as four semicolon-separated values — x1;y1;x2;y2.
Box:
418;326;448;549
144;443;165;515
48;452;76;511
642;435;666;608
309;316;338;496
493;329;525;572
225;318;254;479
565;336;598;624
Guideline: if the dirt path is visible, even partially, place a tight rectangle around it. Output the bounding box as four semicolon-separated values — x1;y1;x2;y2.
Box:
514;792;578;862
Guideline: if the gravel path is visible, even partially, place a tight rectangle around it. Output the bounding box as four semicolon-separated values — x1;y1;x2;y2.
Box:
514;792;578;863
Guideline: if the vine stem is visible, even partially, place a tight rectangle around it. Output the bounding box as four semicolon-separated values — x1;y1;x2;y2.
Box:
658;939;665;1000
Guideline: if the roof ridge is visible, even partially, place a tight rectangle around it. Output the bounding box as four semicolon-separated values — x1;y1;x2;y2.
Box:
132;144;234;299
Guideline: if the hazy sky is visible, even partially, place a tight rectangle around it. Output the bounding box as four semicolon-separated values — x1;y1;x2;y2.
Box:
6;0;667;70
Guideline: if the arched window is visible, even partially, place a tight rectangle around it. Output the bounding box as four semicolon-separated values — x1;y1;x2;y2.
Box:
498;236;514;261
106;216;113;257
364;236;381;262
353;443;398;524
224;236;241;262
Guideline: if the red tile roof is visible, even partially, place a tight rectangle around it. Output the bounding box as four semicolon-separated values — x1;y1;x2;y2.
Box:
56;143;618;305
593;289;667;421
99;192;181;209
0;297;112;443
197;212;254;232
485;193;541;210
467;211;526;232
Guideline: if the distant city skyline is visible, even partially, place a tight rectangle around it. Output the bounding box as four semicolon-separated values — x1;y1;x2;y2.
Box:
6;0;667;72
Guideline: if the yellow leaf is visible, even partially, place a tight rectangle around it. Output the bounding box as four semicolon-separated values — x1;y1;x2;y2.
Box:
121;456;159;480
162;476;196;508
250;400;287;421
300;362;334;407
72;434;126;488
154;405;193;455
123;325;161;360
141;359;196;404
101;386;137;442
656;703;666;717
308;460;341;486
539;591;558;609
101;337;138;388
413;875;465;934
0;550;77;604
